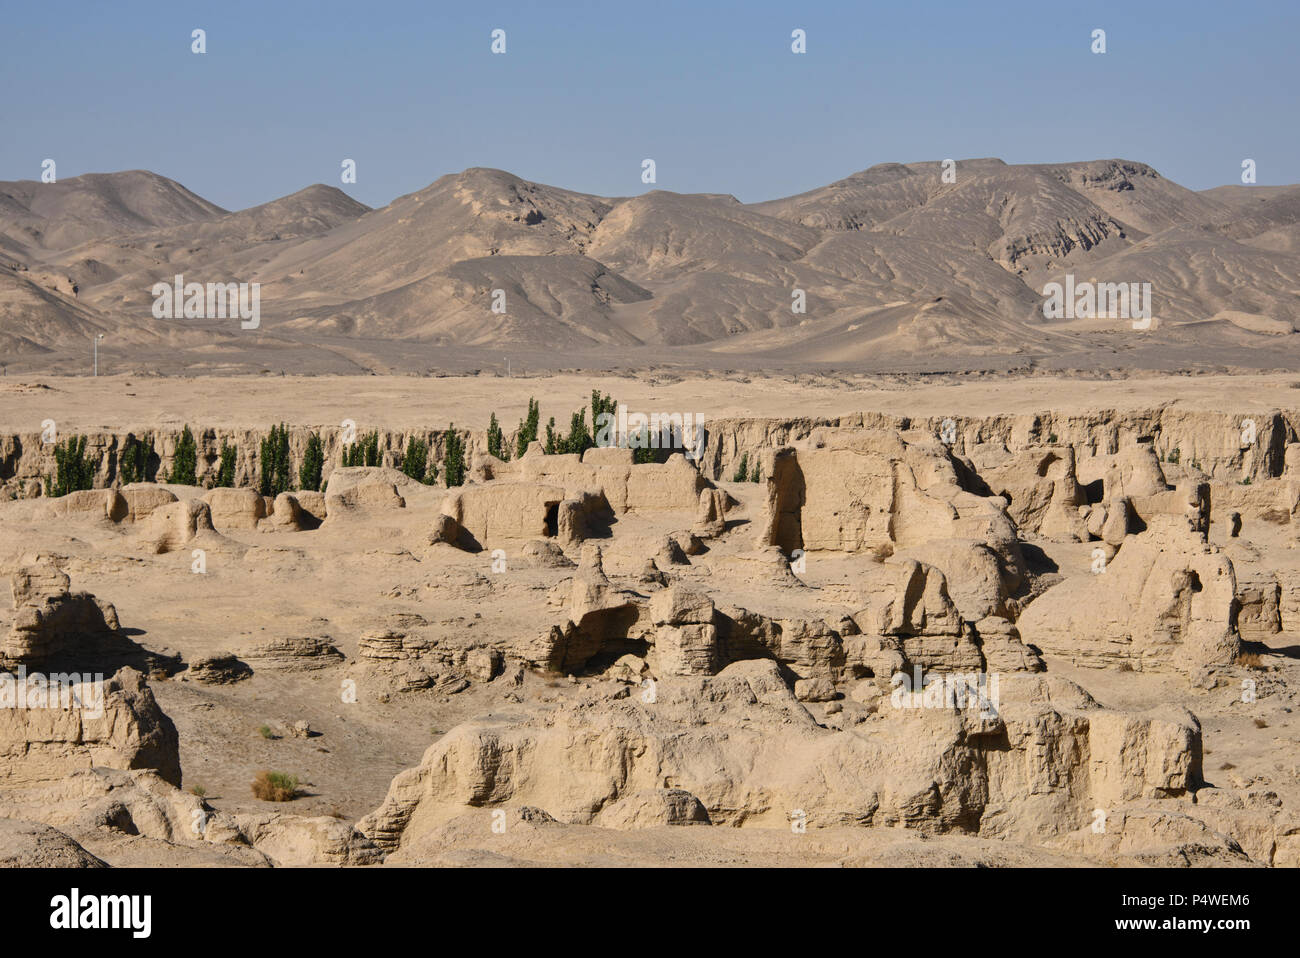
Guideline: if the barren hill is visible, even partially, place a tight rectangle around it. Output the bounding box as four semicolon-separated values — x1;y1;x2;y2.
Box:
0;170;226;256
3;160;1300;375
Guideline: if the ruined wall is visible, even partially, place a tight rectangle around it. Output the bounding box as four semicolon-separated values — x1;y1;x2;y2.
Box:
700;408;1298;485
3;406;1298;501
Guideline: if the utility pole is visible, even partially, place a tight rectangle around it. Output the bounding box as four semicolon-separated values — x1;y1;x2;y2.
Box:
94;333;104;376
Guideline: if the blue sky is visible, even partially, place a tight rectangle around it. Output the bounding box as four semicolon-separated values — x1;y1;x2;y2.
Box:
2;0;1296;210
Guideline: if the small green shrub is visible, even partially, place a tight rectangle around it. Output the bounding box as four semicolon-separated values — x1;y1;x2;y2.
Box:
169;425;198;485
556;409;591;455
487;413;509;461
344;430;380;468
534;392;619;457
401;436;429;483
443;427;466;487
118;434;155;485
591;391;617;447
299;432;324;491
46;435;94;497
216;441;237;487
515;398;540;458
631;427;657;464
259;424;292;496
731;452;750;483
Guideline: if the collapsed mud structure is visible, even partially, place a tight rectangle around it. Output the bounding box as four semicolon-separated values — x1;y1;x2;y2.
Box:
1;397;1298;867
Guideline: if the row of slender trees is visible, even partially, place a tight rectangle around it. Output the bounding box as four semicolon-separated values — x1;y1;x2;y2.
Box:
489;391;656;463
43;392;687;497
46;426;209;496
43;423;470;496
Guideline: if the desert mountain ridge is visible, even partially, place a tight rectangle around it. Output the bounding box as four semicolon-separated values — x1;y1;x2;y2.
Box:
3;159;1300;375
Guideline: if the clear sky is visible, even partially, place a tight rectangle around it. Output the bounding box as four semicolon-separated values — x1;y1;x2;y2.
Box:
2;0;1296;211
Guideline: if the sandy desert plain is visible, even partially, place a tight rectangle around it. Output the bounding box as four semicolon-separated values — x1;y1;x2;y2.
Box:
0;369;1299;868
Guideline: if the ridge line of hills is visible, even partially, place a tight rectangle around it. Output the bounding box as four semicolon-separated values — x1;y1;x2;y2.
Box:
3;160;1300;374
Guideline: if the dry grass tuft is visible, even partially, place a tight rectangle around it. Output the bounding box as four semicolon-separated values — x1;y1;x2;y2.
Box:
251;770;300;802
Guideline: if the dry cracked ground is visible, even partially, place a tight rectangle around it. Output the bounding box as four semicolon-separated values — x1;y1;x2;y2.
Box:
0;372;1297;868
